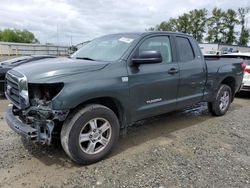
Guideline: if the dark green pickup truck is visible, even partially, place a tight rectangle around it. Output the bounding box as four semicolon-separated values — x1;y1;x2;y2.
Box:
5;32;244;164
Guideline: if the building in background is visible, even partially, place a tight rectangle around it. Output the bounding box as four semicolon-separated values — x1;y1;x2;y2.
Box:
199;43;250;55
0;42;69;57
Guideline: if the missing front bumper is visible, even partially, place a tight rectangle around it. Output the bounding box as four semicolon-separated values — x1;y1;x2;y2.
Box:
5;105;37;140
5;105;55;144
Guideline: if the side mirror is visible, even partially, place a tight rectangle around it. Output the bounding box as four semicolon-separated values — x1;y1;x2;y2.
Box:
132;50;162;65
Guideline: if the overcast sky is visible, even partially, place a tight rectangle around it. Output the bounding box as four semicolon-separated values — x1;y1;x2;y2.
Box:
0;0;249;45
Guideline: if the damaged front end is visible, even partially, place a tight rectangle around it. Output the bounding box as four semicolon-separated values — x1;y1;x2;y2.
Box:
5;70;69;145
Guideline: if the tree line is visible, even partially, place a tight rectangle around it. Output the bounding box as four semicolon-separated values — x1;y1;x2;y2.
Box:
148;7;250;46
0;28;39;43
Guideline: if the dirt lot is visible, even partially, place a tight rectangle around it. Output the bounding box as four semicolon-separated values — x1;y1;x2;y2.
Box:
0;93;250;188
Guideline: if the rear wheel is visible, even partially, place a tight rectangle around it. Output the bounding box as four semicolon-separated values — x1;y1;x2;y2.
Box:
61;104;120;164
208;84;232;116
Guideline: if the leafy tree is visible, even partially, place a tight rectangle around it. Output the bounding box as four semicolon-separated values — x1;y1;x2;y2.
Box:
188;9;207;42
146;27;155;31
148;7;250;45
156;18;178;32
156;15;190;33
155;9;207;42
0;28;39;43
237;7;250;46
222;9;239;44
206;8;225;43
176;13;190;34
0;29;19;42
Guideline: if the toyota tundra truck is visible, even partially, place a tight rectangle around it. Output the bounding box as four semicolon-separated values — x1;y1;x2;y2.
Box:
4;32;244;164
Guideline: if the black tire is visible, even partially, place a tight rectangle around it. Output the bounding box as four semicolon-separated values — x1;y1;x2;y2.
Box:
61;104;120;164
208;84;232;116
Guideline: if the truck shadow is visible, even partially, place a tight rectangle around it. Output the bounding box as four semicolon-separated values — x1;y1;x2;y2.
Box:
0;95;6;100
21;138;77;167
21;102;242;167
110;102;240;157
235;91;250;99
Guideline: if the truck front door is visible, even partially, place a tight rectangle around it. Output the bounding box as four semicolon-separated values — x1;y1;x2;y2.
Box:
127;35;179;121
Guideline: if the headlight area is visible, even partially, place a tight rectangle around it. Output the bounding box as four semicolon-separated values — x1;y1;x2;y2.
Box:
29;83;64;106
27;83;66;120
12;82;68;145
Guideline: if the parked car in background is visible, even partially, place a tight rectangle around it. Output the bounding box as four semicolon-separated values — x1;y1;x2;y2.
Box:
68;41;91;55
0;55;56;95
220;53;250;92
5;32;244;164
204;50;221;55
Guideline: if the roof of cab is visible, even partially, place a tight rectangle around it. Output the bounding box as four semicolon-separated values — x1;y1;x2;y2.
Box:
109;31;192;37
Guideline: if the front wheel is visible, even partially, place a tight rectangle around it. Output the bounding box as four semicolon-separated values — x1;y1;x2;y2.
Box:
61;104;120;164
208;84;232;116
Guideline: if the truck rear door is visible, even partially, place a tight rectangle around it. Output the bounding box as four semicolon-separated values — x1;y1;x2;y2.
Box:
175;36;206;108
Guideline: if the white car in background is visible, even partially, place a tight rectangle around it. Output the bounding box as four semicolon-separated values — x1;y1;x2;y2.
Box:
221;52;250;92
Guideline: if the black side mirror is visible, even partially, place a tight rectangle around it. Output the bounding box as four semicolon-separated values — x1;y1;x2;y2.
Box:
132;50;162;65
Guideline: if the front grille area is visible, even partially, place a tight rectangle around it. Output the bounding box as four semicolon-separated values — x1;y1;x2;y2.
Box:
6;77;20;105
5;70;29;109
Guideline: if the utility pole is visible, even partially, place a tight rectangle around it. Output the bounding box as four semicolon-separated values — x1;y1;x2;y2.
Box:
56;24;59;45
70;35;73;46
56;25;59;55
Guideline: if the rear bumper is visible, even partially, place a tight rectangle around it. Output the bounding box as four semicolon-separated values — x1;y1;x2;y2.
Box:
241;84;250;91
5;105;37;140
242;74;250;91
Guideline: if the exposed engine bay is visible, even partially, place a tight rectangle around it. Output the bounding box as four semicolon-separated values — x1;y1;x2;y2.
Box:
11;83;68;144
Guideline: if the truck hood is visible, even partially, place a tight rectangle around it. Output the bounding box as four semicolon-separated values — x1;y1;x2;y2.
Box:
12;57;109;83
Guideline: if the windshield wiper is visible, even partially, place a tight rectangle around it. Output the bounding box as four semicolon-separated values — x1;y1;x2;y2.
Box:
75;57;95;61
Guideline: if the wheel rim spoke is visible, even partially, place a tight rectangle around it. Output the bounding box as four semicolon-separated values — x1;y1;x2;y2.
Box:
219;91;229;111
99;136;108;146
79;133;90;143
99;122;110;134
89;119;97;130
86;142;96;153
219;102;224;110
79;117;112;155
222;91;227;98
225;96;229;102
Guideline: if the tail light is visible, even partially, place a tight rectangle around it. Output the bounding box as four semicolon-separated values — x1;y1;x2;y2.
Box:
245;68;250;74
241;62;246;71
241;60;250;73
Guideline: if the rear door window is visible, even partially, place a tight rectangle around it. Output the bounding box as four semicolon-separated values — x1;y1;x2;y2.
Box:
176;37;195;62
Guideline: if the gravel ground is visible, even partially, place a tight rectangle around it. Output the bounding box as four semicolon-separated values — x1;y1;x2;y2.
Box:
0;93;249;188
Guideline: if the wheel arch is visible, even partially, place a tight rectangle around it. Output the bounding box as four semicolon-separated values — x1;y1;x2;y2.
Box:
71;96;127;128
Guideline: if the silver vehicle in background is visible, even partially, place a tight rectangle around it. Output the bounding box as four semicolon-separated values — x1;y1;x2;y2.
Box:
221;52;250;92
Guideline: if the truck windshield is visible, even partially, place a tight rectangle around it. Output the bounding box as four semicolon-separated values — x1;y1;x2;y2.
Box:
71;34;139;62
